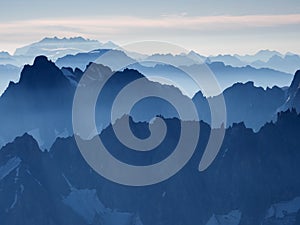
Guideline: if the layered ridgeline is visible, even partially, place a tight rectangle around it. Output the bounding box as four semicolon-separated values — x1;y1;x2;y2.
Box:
0;111;300;225
0;37;119;67
56;49;293;94
0;37;119;94
207;50;300;74
1;37;299;75
0;55;299;149
0;56;75;149
0;52;299;225
193;81;287;131
0;38;297;98
0;38;295;97
0;56;189;149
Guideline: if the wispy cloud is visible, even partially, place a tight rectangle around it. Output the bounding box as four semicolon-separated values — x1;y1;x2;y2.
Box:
2;14;300;30
0;14;300;54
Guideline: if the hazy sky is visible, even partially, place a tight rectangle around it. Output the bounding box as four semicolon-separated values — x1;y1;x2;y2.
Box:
1;0;300;55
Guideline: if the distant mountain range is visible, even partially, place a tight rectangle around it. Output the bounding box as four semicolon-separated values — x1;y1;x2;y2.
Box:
0;50;294;97
55;50;293;96
0;51;33;67
209;50;300;74
144;51;206;67
56;49;136;71
1;37;299;74
128;62;292;97
14;37;119;60
0;64;21;95
209;49;283;65
0;37;298;98
182;62;292;95
0;37;119;67
251;54;300;74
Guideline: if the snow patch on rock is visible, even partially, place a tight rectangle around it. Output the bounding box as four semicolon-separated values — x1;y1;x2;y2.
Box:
0;157;21;181
206;210;241;225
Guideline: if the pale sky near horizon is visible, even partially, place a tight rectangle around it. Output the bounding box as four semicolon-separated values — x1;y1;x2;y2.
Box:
1;0;300;55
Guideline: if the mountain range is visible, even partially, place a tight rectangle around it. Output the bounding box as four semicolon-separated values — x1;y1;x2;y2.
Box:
209;50;300;74
56;49;136;71
0;37;300;225
1;110;300;225
55;50;293;96
1;37;298;76
14;37;119;60
0;55;299;149
0;37;119;67
0;56;191;149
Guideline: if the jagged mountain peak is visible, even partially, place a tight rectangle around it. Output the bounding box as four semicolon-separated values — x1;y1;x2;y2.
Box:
289;70;300;93
40;36;98;43
0;133;42;161
17;55;70;89
283;70;300;112
33;55;52;65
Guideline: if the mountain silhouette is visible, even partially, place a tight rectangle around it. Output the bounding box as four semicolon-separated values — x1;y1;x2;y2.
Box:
221;82;285;130
0;56;193;149
14;37;118;60
204;50;299;74
192;81;286;130
208;54;246;67
145;52;204;67
281;70;300;113
236;49;283;63
207;50;283;68
1;111;300;225
0;55;298;149
0;56;75;149
251;54;300;74
2;36;300;225
180;62;292;93
129;61;292;98
56;49;136;71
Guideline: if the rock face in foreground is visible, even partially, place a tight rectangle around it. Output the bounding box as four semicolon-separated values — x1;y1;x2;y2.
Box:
1;110;300;225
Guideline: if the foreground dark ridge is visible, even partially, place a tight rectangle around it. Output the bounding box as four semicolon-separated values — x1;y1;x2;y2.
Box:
0;110;300;225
